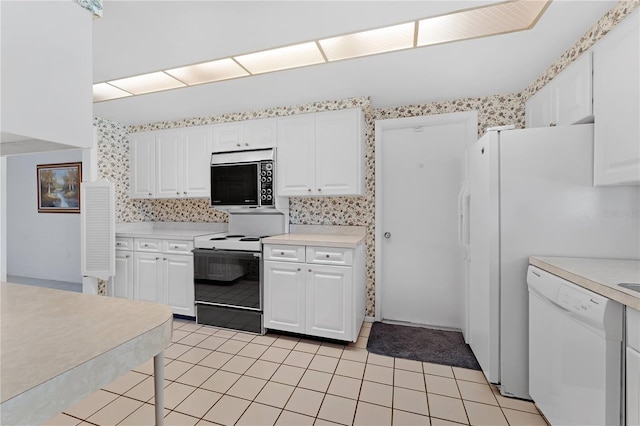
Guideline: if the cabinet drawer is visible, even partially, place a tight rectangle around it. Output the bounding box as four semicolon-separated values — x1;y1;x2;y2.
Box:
264;245;305;262
134;238;162;252
306;246;353;266
115;237;133;251
164;240;194;254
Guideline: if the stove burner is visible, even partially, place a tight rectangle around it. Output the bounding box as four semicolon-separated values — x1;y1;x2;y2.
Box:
239;237;260;242
226;235;246;238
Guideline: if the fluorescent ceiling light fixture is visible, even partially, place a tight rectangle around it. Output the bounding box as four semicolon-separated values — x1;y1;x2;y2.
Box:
92;82;132;102
417;0;550;47
319;22;415;61
108;72;186;95
165;58;249;85
94;0;551;102
232;42;325;74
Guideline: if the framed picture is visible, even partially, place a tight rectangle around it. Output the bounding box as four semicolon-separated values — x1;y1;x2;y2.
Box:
37;162;82;213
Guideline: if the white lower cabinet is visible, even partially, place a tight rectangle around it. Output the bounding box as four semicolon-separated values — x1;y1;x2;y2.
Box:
165;254;194;317
134;252;163;304
263;243;364;342
263;261;306;334
115;236;195;317
306;264;352;340
113;239;133;299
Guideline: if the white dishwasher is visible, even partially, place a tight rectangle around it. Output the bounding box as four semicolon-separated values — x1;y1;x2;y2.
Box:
527;265;623;426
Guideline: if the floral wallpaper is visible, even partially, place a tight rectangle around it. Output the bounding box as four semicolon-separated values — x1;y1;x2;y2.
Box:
96;1;633;315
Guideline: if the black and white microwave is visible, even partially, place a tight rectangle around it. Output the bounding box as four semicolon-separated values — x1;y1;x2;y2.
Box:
210;148;275;208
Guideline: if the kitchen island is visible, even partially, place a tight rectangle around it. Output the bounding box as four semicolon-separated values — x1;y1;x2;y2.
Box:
0;282;172;425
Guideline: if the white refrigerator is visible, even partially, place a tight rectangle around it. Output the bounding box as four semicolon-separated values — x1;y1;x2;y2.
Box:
466;124;640;399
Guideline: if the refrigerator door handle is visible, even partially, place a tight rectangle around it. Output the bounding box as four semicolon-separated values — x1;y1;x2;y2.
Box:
458;183;471;259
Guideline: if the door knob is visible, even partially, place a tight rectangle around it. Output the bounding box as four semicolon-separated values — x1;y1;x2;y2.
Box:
384;232;391;239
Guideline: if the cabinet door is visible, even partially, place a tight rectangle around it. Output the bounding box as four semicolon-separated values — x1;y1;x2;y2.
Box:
134;252;163;304
156;130;183;198
306;264;353;341
182;126;212;198
212;122;243;152
244;118;277;149
593;9;640;185
553;52;593;125
129;131;156;198
315;108;364;196
164;254;195;317
276;114;316;196
264;261;306;333
113;250;133;299
525;85;554;128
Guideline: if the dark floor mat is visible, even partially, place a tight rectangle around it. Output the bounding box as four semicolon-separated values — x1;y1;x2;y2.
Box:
366;322;482;370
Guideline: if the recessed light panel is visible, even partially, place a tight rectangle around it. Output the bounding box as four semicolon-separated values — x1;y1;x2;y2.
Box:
108;72;186;95
234;42;325;75
417;0;550;47
92;82;132;102
165;58;249;85
319;22;415;61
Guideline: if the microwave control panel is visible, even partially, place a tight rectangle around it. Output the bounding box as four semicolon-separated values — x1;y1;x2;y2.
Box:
260;162;274;206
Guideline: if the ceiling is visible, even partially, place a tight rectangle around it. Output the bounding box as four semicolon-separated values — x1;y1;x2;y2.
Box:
93;1;616;126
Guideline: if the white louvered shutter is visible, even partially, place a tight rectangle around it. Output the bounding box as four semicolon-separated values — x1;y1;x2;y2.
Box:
81;180;115;280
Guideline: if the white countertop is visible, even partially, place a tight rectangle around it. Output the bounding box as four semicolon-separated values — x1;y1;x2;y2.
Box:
116;222;227;240
0;282;173;424
530;256;640;310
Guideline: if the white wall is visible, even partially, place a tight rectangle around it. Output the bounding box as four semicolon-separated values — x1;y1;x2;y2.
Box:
6;150;83;283
1;1;93;149
1;157;6;281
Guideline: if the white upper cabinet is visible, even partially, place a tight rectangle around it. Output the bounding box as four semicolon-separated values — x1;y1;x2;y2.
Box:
212;118;277;152
182;126;213;197
130;132;156;199
130;126;212;199
277;108;365;197
525;52;593;128
593;9;640;186
156;130;183;198
277;114;316;196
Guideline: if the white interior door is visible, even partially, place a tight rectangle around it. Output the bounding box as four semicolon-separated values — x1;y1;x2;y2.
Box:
376;112;476;329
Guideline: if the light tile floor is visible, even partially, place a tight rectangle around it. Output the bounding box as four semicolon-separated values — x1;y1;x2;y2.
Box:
46;320;548;426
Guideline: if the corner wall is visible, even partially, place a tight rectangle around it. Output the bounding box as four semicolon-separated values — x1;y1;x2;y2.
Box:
6;150;83;283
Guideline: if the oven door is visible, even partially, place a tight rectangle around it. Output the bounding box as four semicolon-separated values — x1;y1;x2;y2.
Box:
210;163;260;207
193;249;261;310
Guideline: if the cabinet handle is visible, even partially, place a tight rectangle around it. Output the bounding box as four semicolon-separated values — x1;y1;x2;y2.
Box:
155;257;160;260
245;143;249;147
297;268;301;271
325;254;330;258
125;255;130;258
148;192;152;196
318;188;322;192
308;269;312;272
176;192;180;195
144;243;149;247
236;143;241;147
549;122;556;127
116;242;121;246
183;192;187;195
174;245;179;249
308;189;312;192
163;257;167;261
280;252;285;255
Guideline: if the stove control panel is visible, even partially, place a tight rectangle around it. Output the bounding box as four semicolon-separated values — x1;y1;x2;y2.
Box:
260;162;274;206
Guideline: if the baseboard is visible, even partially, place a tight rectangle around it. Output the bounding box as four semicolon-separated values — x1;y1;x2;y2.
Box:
364;316;376;323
